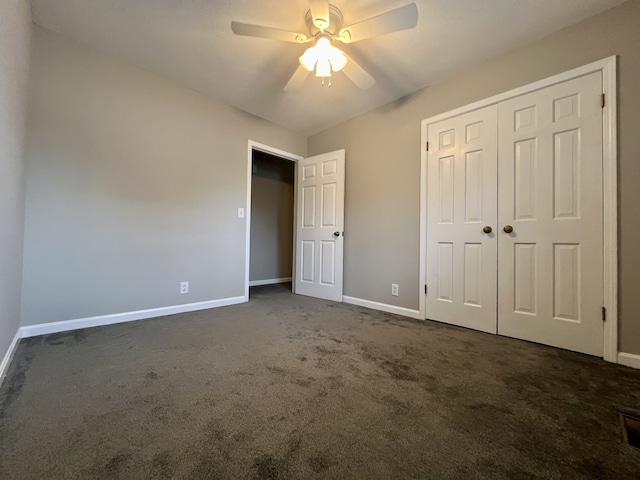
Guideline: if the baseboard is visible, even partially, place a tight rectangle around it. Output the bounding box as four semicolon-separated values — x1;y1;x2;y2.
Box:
343;296;422;320
249;277;292;287
618;352;640;370
0;328;22;385
20;296;246;338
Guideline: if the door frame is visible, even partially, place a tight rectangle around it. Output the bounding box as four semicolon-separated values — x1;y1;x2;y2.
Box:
418;56;618;362
245;140;303;301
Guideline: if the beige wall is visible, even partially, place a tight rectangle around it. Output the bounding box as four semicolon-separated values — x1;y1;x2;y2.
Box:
309;0;640;354
0;1;30;363
17;1;640;355
249;151;295;283
21;26;306;326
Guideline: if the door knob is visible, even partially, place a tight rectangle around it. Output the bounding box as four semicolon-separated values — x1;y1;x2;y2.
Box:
482;226;492;234
503;225;514;234
333;231;340;237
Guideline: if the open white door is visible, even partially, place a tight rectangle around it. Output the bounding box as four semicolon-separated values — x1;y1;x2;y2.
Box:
295;150;345;302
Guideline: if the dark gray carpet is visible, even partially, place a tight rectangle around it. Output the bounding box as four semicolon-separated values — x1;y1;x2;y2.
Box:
1;283;640;479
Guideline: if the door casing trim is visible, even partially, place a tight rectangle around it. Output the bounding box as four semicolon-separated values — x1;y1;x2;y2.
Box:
419;56;618;362
245;141;303;301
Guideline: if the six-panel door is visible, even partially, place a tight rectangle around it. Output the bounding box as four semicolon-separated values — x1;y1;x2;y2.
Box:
295;150;345;302
426;105;498;334
497;72;604;356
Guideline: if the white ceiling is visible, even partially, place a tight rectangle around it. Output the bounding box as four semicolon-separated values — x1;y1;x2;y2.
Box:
30;0;625;136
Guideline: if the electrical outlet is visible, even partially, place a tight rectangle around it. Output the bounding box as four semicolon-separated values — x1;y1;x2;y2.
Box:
391;283;399;296
180;281;189;294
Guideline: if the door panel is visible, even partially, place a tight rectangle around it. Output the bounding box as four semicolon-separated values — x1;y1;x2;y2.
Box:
497;72;604;356
513;243;537;315
426;105;498;333
463;243;483;305
295;150;345;302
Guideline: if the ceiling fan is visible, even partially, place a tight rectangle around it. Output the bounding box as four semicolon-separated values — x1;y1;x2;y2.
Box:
231;1;418;91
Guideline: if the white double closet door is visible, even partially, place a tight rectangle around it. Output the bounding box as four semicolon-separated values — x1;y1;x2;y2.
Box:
426;72;604;356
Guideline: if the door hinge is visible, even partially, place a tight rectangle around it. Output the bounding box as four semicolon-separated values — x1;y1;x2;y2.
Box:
425;284;428;295
602;306;607;322
425;141;429;151
600;93;605;108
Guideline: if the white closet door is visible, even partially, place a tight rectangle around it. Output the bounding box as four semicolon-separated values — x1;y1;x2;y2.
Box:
497;72;604;356
295;150;345;302
426;105;498;333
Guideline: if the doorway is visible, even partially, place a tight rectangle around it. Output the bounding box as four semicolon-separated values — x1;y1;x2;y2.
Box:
245;143;301;300
244;142;346;303
249;149;296;289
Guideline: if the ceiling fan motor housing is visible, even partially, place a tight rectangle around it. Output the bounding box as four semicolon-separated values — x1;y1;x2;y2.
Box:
305;4;344;37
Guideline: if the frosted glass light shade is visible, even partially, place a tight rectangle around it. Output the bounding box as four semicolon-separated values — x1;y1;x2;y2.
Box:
315;58;331;77
329;49;347;72
298;36;348;78
300;47;318;71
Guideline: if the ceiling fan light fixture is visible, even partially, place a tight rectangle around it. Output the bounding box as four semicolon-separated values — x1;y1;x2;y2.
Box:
329;48;347;72
315;58;331;78
232;1;419;91
300;46;318;71
299;36;348;78
315;36;332;53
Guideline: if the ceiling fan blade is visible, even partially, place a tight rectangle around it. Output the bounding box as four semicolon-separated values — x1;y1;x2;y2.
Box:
341;53;376;90
284;65;310;92
231;21;310;43
309;0;330;30
337;3;418;44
